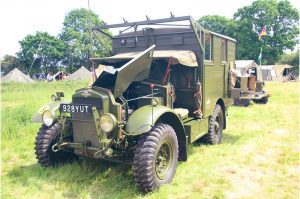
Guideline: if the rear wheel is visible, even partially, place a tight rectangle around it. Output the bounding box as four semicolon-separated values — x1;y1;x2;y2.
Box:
35;123;78;167
234;98;250;107
253;97;269;104
201;104;224;144
133;124;178;192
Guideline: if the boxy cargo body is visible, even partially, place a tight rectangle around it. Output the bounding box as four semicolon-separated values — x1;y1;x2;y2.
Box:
33;16;237;191
92;17;236;117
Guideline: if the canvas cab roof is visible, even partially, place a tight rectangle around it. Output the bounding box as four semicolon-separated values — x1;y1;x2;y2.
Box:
91;50;198;67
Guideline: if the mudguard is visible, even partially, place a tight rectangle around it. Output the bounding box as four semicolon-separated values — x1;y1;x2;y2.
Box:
32;101;67;123
125;105;188;161
125;105;183;135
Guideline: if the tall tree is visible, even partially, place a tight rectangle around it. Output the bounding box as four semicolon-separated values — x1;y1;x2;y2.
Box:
59;8;111;70
17;31;66;74
234;0;299;64
198;15;237;39
1;55;25;75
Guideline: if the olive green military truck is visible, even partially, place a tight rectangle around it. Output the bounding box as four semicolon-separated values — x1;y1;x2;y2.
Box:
33;16;236;191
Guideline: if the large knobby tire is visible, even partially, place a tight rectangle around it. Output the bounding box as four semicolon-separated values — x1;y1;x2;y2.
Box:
133;124;179;192
202;104;224;144
253;97;269;104
35;123;78;167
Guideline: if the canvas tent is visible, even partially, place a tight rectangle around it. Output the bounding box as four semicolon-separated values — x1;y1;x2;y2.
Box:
1;68;34;83
51;71;64;81
260;65;275;81
260;64;293;81
273;65;293;81
235;60;263;81
66;66;92;80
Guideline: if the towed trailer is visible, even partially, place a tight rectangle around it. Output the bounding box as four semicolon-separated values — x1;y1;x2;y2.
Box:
232;60;271;107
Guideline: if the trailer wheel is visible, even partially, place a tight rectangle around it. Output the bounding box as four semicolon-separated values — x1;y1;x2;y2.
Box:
35;123;78;167
133;124;178;192
234;98;250;107
201;104;224;144
253;97;269;104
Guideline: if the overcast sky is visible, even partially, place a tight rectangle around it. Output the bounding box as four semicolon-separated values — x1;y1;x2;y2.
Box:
0;0;299;59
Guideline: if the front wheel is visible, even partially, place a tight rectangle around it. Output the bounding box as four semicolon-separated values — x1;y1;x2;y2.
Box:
133;124;178;192
34;123;78;167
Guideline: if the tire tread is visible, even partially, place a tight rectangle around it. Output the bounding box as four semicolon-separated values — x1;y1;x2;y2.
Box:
133;124;178;192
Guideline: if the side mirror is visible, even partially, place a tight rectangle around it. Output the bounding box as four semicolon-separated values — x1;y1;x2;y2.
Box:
51;92;65;101
56;92;64;98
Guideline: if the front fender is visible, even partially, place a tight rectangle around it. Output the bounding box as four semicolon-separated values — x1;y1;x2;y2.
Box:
125;105;180;135
125;105;188;161
32;101;67;123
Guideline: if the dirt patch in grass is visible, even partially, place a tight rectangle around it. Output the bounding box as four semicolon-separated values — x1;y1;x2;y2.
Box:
222;165;262;198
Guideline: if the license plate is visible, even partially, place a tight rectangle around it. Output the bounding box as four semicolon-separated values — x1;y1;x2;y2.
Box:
60;104;91;113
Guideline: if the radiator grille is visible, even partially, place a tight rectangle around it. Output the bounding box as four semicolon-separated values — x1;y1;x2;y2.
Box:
72;97;102;147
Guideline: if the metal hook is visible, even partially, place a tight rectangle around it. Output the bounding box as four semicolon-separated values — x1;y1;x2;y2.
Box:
52;143;60;152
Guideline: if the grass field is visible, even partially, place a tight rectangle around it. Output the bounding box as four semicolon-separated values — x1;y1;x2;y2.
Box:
1;81;299;199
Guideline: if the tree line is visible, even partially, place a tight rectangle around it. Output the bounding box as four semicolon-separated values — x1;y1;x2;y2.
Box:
1;8;111;75
1;0;299;76
198;0;299;66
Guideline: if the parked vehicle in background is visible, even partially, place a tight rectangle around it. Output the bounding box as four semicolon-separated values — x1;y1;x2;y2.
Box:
33;16;237;191
232;60;270;107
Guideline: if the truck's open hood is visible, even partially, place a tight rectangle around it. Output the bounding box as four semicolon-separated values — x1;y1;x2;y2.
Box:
92;45;155;98
113;45;155;97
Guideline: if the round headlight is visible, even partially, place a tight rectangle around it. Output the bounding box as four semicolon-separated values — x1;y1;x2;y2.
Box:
100;113;117;132
42;110;54;126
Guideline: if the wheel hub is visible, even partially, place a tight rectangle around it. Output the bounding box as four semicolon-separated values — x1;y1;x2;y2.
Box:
155;142;172;180
213;118;220;142
214;121;220;132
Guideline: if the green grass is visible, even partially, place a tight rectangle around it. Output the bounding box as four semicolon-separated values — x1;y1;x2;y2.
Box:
1;81;299;199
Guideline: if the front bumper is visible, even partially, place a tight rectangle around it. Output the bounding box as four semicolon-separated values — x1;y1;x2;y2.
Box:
52;141;112;158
